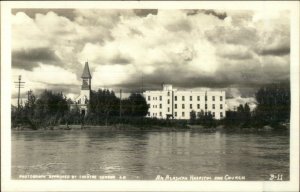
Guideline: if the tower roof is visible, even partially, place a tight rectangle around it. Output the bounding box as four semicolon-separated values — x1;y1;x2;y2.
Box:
81;62;92;78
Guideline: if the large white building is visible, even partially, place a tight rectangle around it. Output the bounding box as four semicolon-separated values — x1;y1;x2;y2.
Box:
143;84;226;120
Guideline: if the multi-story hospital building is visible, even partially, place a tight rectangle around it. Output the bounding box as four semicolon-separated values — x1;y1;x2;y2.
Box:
143;84;226;120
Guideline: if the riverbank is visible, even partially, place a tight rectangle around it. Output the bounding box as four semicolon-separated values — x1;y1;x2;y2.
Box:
12;123;289;133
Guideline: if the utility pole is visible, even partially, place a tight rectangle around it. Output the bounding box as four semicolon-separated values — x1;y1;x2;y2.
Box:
141;73;144;93
14;75;25;111
119;89;122;118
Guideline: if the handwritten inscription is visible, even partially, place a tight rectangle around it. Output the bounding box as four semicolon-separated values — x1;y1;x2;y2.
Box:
155;175;246;181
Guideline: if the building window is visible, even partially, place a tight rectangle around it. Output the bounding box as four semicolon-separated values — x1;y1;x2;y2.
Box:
212;112;215;117
159;112;162;116
220;112;223;118
182;104;185;109
212;96;215;101
160;96;162;101
220;96;223;101
197;104;200;109
168;91;170;96
213;104;215;109
175;104;177;109
182;96;185;101
175;96;177;101
190;104;192;109
153;113;155;116
167;99;170;104
205;95;207;101
160;104;162;109
168;107;170;112
182;112;185;117
220;104;223;109
148;96;150;101
190;96;192;101
175;112;177;117
197;96;200;101
205;104;207;109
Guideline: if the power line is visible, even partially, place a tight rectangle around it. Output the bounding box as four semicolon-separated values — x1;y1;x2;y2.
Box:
14;75;25;111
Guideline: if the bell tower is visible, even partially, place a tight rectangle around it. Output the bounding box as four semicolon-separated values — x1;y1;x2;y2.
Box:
73;61;92;116
80;61;92;101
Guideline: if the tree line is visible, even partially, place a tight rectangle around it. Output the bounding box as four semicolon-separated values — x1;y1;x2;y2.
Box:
189;82;290;129
12;82;290;130
12;89;149;129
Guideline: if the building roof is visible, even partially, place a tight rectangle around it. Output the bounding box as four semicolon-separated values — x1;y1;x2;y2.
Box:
81;62;92;78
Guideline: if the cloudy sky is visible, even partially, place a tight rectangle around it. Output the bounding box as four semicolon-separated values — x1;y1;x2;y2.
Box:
11;9;290;110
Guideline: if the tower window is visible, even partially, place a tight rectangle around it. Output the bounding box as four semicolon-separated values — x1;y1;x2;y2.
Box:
175;96;177;101
213;104;215;109
148;96;150;101
220;96;223;101
190;104;192;109
182;104;185;109
197;96;200;101
212;96;215;101
197;104;200;109
160;96;162;101
190;96;192;101
220;104;223;109
175;104;177;109
182;96;185;101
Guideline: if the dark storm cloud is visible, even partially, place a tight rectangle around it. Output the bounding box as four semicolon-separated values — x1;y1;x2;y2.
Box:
186;9;227;20
133;9;158;17
12;9;76;21
256;46;290;56
12;48;61;70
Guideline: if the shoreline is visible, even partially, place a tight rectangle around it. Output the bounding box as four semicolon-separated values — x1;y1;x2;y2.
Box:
11;123;289;133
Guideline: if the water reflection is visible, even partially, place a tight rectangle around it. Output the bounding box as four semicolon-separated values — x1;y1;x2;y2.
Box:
12;130;289;180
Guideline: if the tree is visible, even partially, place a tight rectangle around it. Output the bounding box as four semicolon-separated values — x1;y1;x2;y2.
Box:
127;93;149;117
88;89;120;125
34;90;69;125
190;110;196;124
254;83;290;125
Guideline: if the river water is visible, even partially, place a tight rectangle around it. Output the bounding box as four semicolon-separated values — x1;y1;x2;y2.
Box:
12;129;289;180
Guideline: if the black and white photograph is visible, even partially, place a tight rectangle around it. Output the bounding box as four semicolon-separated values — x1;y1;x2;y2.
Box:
1;1;299;192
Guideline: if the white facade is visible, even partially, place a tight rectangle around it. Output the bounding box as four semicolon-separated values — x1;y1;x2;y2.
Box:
70;62;92;116
143;84;226;120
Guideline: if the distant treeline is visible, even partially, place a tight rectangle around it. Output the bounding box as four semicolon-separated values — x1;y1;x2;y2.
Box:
190;82;290;130
12;83;290;130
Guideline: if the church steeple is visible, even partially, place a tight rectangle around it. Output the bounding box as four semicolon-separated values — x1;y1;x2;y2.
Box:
81;62;92;90
81;62;92;79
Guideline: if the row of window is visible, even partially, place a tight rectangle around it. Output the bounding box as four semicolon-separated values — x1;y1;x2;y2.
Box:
147;95;223;101
150;104;223;110
148;112;224;118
